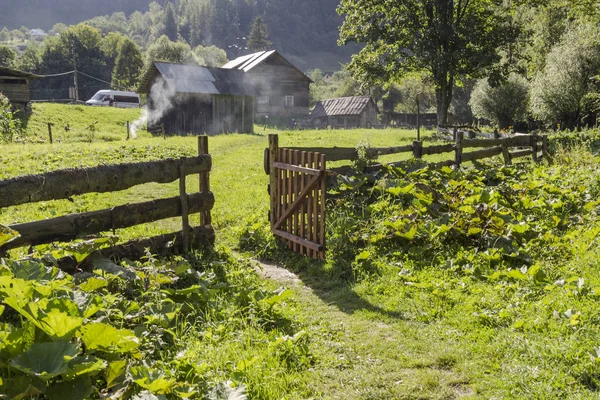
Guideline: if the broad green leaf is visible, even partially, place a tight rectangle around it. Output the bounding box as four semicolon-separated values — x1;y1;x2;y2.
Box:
106;360;128;389
132;391;168;400
78;277;108;292
39;308;83;340
467;227;482;236
0;375;46;399
131;366;176;394
0;224;19;247
260;289;293;307
91;255;137;280
64;355;106;379
510;223;530;234
387;183;415;196
10;340;79;381
355;251;371;261
78;322;139;354
46;376;93;400
0;305;4;316
4;259;63;281
507;269;528;280
395;225;418;240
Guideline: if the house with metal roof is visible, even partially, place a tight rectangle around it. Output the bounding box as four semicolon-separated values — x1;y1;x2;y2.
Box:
223;50;313;119
138;62;254;135
310;96;378;129
0;66;41;112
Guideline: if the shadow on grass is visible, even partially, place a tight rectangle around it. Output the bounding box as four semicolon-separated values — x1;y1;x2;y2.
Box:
259;247;405;321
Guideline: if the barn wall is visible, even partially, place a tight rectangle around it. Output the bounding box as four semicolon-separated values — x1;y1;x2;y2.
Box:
246;65;310;117
212;95;254;134
151;93;213;135
0;77;30;105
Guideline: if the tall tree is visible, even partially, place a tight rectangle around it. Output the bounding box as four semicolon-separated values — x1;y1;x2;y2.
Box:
146;35;196;65
0;46;17;68
247;16;272;52
112;38;144;90
163;1;179;42
338;0;518;126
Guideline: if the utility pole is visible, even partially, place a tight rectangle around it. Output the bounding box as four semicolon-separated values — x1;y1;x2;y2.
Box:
72;47;79;102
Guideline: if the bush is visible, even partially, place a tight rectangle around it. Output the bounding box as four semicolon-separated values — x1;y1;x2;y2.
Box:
0;94;23;143
469;73;529;129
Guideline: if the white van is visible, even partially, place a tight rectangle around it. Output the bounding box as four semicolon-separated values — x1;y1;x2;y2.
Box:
85;90;140;108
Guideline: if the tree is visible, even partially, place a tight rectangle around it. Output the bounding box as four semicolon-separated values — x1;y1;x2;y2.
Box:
470;74;529;129
0;46;17;68
530;23;600;129
247;16;272;52
112;39;144;90
163;1;179;41
337;0;517;126
146;35;196;65
193;45;228;67
0;28;10;42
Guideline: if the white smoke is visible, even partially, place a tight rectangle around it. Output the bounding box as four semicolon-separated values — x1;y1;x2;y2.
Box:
130;77;177;138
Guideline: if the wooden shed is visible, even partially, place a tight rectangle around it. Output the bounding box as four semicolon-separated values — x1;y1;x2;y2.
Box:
310;96;378;128
0;67;41;112
138;62;254;135
223;50;313;118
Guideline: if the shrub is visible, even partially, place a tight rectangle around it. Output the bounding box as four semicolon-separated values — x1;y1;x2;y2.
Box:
0;94;23;143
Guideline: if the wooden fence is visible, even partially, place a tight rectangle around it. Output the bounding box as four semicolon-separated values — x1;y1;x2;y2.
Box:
287;132;550;171
0;136;214;264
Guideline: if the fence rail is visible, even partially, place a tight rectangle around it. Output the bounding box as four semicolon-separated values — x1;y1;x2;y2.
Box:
288;132;549;170
0;136;214;261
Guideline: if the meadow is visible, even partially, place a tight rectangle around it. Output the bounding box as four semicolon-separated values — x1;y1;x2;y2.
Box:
1;103;600;399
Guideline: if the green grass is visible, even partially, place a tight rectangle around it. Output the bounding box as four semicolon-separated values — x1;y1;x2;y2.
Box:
2;104;600;398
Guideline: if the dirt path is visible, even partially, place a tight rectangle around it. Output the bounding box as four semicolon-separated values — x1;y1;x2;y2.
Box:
254;261;475;399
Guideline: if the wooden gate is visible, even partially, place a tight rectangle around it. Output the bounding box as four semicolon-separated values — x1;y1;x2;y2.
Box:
266;134;326;259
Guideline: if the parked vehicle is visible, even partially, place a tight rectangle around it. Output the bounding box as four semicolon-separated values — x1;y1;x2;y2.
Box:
85;90;140;108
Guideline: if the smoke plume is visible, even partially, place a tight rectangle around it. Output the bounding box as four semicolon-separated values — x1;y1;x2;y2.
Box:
130;77;177;138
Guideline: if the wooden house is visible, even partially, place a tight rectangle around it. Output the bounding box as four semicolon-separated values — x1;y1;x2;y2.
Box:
0;67;41;112
138;62;254;135
310;96;378;128
222;50;313;118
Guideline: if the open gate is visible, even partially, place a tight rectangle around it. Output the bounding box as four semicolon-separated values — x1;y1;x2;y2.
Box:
265;134;326;259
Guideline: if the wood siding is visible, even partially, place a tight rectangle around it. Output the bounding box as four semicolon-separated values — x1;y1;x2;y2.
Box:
0;77;31;105
314;102;378;128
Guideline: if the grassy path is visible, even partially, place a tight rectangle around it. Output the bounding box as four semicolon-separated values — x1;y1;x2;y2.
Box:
258;261;476;399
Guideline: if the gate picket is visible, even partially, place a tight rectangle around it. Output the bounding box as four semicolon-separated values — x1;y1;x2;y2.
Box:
266;135;326;259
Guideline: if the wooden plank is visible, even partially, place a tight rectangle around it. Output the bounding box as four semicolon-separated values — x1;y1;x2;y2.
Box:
198;136;211;226
286;149;293;249
311;152;318;258
0;155;212;208
2;192;215;251
300;151;307;256
319;153;326;260
455;131;464;167
462;136;532;148
510;149;534;159
412;141;423;159
292;150;299;253
179;164;189;253
287;147;356;161
462;146;503;162
422;143;455;155
273;229;323;252
501;145;512;165
272;162;322;175
531;132;539;162
273;173;321;230
369;145;414;157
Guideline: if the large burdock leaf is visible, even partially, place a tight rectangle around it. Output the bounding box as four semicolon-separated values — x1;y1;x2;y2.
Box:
46;376;93;400
78;323;139;354
39;308;83;341
4;259;63;281
0;224;19;247
64;355;107;380
130;365;175;394
10;340;79;381
0;375;46;399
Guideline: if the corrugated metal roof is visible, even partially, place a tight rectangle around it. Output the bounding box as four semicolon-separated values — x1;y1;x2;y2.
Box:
138;62;251;96
310;96;375;118
0;67;41;79
222;50;313;83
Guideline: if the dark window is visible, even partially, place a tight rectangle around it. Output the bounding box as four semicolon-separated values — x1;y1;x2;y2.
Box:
0;78;27;84
114;95;139;103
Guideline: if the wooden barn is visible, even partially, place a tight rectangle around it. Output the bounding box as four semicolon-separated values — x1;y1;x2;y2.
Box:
138;62;254;135
223;50;313;118
310;96;378;128
0;66;41;112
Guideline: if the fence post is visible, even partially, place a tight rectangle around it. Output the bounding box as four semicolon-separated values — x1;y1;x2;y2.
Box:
453;127;458;141
412;140;423;159
531;132;539;162
542;135;552;163
268;134;279;228
179;162;189;253
198;136;211;227
501;145;512;165
454;131;464;168
126;121;130;140
47;123;53;144
493;129;500;140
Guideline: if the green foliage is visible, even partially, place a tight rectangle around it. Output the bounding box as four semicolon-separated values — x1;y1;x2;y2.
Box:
530;23;600;129
145;35;195;65
338;0;518;126
193;45;228;67
112;38;144;90
0;45;17;68
246;16;272;52
0;94;24;143
470;74;530;129
163;1;179;42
